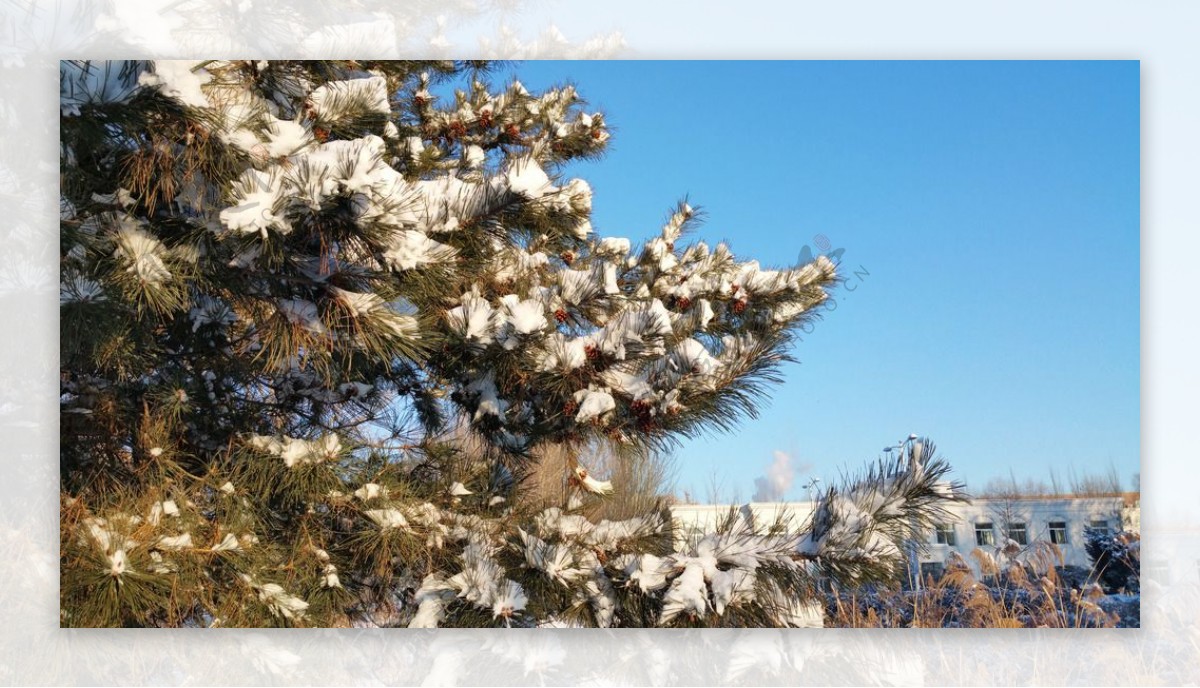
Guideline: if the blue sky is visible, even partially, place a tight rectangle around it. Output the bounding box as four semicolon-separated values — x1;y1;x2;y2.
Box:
504;61;1140;500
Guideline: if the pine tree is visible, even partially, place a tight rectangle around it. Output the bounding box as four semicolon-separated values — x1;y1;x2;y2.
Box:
60;59;966;628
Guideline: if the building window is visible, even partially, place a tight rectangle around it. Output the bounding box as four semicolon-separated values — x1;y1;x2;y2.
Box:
920;562;945;581
1048;520;1068;545
1006;522;1028;546
935;524;957;546
1088;519;1112;538
975;522;995;546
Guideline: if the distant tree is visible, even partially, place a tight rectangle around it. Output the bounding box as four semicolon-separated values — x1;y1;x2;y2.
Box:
978;464;1126;499
1067;463;1123;496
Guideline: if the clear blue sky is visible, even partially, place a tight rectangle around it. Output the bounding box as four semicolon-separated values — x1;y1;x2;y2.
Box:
504;61;1140;500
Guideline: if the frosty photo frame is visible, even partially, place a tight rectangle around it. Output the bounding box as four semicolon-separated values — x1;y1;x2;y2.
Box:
58;59;1138;630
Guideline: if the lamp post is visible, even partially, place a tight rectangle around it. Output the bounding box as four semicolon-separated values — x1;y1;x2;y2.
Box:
802;477;821;503
884;434;923;592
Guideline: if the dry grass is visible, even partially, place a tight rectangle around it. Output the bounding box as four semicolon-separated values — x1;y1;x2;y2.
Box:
521;439;678;521
828;543;1128;628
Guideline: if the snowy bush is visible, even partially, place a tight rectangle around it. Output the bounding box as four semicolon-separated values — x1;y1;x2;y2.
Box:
1084;528;1140;594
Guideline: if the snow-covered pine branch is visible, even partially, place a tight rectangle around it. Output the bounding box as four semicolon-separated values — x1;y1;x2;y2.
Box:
798;440;967;586
59;60;959;628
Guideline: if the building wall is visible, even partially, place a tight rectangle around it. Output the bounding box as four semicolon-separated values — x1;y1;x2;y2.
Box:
670;493;1139;578
914;494;1133;574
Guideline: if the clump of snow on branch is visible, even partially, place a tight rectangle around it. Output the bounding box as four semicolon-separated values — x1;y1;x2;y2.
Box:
248;433;342;468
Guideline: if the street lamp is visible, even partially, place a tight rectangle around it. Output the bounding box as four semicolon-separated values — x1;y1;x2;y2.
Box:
802;477;822;503
884;434;924;592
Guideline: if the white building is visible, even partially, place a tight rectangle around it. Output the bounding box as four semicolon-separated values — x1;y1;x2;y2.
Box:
671;492;1140;580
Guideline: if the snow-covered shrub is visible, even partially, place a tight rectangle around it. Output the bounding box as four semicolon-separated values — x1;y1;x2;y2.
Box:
1084;528;1140;594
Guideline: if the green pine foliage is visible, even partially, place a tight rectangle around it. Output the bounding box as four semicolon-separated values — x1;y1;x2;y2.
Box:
60;60;965;627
